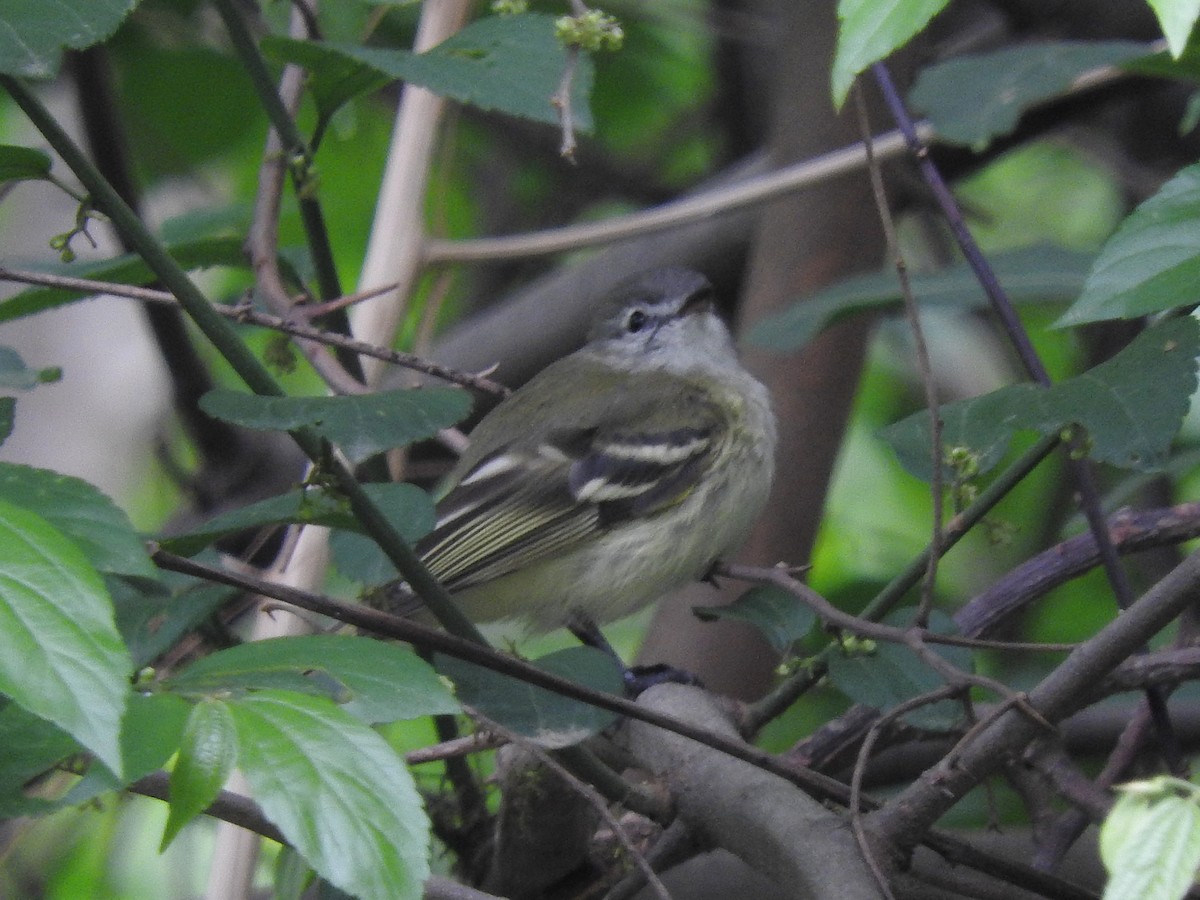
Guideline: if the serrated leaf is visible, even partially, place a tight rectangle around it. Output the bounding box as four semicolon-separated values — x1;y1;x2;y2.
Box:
161;482;435;557
1101;785;1200;900
693;585;816;654
0;236;273;325
1058;163;1200;326
747;245;1093;352
0;463;155;577
230;691;430;900
0;144;51;183
268;13;593;131
883;317;1200;479
832;0;949;108
437;646;623;748
0;0;140;78
162;699;237;850
826;611;970;730
0;498;130;778
199;388;472;463
167;635;458;723
1147;0;1200;58
910;42;1148;150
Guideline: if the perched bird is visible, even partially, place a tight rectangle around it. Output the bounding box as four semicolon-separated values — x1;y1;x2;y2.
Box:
376;267;776;640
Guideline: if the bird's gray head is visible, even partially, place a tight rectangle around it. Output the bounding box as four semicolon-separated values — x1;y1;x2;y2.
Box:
586;268;735;367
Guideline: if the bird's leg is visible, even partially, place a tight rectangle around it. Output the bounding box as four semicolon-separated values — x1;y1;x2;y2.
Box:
568;614;702;696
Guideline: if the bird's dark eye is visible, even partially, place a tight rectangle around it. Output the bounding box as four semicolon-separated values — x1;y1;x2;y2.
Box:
626;309;648;333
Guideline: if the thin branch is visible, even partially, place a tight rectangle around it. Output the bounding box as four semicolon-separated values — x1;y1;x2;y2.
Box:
212;0;343;306
422;127;928;262
1;77;485;644
216;0;363;394
0;267;508;397
405;730;508;766
765;502;1200;792
602;821;700;900
471;711;672;900
850;686;964;900
130;772;505;900
147;544;856;808
957;502;1200;639
854;84;942;627
145;549;1091;899
550;47;582;161
719;562;1075;654
867;546;1200;857
873;60;1182;783
130;771;285;843
744;434;1061;734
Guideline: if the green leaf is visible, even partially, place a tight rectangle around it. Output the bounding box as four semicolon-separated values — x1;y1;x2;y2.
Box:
0;463;155;577
910;42;1148;150
161;482;435;557
693;585;816;654
260;37;393;139
1101;780;1200;900
162;699;237;850
826;610;970;729
0;236;260;325
274;847;317;900
882;317;1200;479
60;690;191;807
229;691;430;900
0;498;130;778
832;0;949;108
1147;0;1200;58
199;388;472;463
109;572;235;669
0;703;79;816
436;646;623;748
167;635;459;723
0;0;140;78
1122;42;1200;83
747;245;1093;353
1057;162;1200;326
269;13;594;131
330;527;399;584
0;145;51;183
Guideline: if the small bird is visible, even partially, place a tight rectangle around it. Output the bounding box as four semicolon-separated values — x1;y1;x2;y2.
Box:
376;267;776;640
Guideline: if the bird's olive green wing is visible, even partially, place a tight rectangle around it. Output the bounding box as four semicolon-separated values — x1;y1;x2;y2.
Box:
417;374;729;592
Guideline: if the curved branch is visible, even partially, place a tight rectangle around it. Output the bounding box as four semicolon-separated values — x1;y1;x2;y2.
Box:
868;547;1200;858
423;128;927;263
957;502;1200;638
625;685;881;900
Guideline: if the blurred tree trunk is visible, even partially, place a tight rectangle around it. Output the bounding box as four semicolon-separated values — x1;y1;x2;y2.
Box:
638;0;904;699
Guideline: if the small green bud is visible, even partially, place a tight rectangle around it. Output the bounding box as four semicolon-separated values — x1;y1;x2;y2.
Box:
555;10;624;52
